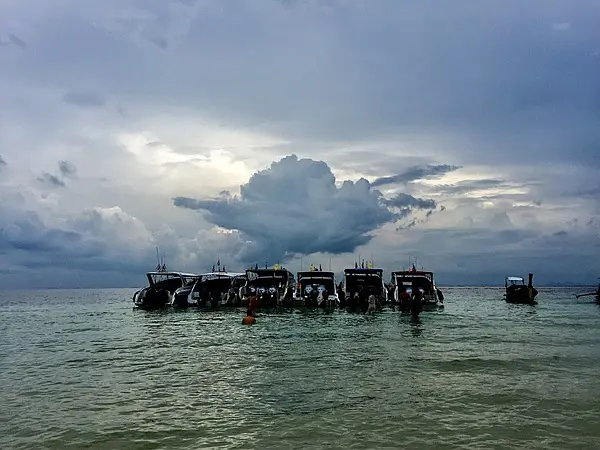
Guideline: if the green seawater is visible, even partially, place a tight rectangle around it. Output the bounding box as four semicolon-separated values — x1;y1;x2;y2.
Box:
1;287;600;449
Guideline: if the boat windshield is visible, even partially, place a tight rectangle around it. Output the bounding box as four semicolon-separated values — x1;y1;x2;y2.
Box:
344;272;383;293
198;277;234;292
394;273;433;292
506;277;525;285
246;270;291;288
148;273;195;292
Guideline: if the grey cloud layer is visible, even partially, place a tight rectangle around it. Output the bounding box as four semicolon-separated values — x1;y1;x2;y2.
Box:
4;0;599;166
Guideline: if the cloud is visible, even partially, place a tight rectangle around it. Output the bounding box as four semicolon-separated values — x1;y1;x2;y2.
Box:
37;172;65;188
62;91;105;108
0;155;6;167
58;160;77;178
553;22;571;31
1;0;600;287
174;155;440;264
382;193;436;213
430;179;508;195
0;33;27;49
371;165;461;188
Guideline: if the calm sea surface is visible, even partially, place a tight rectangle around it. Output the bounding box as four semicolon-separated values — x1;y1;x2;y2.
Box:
1;287;600;449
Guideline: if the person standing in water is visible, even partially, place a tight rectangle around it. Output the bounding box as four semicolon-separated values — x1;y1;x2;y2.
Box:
243;294;258;324
410;283;423;317
366;289;377;314
399;284;411;313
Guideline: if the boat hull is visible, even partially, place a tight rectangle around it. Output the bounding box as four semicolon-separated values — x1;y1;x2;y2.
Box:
505;285;538;304
133;287;171;310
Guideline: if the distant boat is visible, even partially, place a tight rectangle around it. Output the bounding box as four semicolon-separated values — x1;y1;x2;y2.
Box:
505;273;538;304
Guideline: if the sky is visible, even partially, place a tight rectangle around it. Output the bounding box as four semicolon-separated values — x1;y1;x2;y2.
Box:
1;0;599;288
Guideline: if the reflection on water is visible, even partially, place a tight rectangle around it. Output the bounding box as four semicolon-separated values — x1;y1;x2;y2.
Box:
1;287;600;449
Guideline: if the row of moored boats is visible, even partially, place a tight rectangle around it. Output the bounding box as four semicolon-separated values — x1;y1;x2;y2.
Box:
132;261;446;313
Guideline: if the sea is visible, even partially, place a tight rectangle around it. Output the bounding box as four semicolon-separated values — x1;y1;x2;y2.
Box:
1;287;599;450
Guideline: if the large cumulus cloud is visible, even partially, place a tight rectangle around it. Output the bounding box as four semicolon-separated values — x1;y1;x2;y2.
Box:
174;155;438;264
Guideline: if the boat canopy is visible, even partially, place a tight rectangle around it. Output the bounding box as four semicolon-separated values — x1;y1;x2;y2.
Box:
200;272;245;281
344;268;383;276
298;271;335;280
246;268;293;281
146;271;198;285
506;276;524;282
392;270;434;281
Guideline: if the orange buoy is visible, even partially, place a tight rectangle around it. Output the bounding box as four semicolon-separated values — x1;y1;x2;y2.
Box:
242;315;256;325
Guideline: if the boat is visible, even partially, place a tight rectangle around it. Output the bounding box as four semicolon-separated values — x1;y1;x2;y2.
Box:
505;273;538;304
342;265;387;312
183;270;246;309
295;267;340;308
241;266;296;308
391;266;444;311
133;270;198;310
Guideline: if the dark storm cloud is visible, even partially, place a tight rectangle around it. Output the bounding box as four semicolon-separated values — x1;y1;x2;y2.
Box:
61;90;105;108
0;209;89;256
371;165;460;188
0;33;27;49
58;160;77;178
0;203;163;287
37;172;65;187
382;193;436;212
174;155;434;264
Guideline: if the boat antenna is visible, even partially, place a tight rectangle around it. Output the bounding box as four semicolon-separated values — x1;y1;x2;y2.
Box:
329;255;332;271
156;246;160;271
